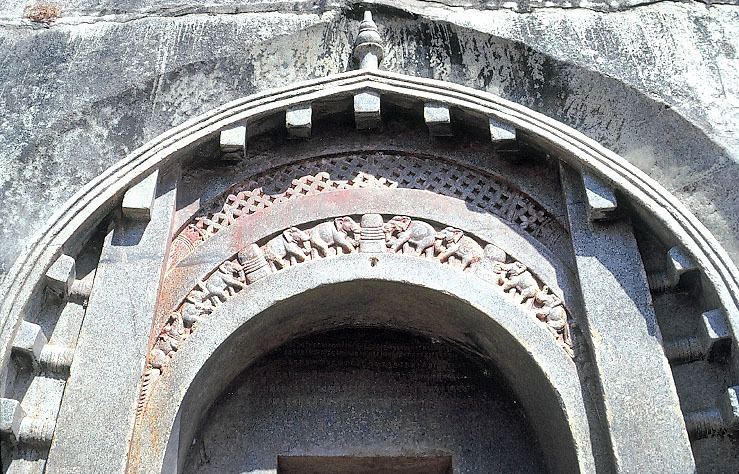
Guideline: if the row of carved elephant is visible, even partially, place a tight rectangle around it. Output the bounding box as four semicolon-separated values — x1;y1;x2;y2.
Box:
262;216;361;270
152;215;571;370
258;215;489;271
212;216;567;331
474;253;569;345
383;216;485;269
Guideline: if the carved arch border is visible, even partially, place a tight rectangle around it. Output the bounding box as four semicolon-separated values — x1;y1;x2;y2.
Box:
2;69;737;366
0;70;736;472
145;211;574;398
158;188;578;335
130;255;595;473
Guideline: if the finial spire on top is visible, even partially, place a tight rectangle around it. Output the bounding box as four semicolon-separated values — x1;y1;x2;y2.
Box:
353;11;384;70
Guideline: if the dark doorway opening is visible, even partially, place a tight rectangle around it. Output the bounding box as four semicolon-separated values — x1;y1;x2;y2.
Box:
277;455;453;473
183;328;545;473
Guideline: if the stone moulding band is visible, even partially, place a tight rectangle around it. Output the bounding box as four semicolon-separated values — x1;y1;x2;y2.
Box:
1;69;738;385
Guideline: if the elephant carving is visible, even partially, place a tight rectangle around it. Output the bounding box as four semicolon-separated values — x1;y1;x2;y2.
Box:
181;290;211;328
383;216;437;256
309;216;361;257
150;318;184;369
532;286;569;341
204;260;245;305
434;227;485;270
263;227;311;270
473;244;508;284
497;261;539;304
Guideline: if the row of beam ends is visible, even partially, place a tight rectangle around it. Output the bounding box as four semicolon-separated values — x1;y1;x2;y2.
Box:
581;173;704;293
663;308;732;365
217;98;518;158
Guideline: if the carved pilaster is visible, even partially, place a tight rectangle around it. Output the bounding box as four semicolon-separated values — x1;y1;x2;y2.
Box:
46;167;180;473
560;162;694;471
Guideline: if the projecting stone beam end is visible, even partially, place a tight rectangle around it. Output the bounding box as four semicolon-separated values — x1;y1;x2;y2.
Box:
45;253;76;296
582;172;618;222
12;321;48;365
686;386;739;439
286;105;312;139
0;398;25;440
354;92;381;130
489;117;516;144
424;103;452;137
219;125;246;161
122;169;159;221
700;309;732;362
663;309;730;365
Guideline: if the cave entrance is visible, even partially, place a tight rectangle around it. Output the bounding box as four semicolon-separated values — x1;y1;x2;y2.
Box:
277;455;453;473
182;327;546;473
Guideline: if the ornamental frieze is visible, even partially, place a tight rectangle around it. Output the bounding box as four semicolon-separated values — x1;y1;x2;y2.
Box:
141;214;572;414
168;153;559;269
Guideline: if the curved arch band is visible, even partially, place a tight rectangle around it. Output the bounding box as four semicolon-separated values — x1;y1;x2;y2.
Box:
2;70;737;362
0;69;735;474
130;254;594;473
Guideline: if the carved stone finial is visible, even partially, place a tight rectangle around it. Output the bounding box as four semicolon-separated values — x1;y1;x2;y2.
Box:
353;11;384;70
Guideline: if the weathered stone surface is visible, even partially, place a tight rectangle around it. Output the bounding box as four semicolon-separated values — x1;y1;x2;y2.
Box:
45;170;177;472
0;2;737;279
700;309;732;362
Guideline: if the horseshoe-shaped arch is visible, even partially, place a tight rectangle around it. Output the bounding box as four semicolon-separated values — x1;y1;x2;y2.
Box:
133;256;590;472
0;69;736;474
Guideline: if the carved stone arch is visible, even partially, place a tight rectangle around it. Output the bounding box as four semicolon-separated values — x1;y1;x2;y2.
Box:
132;257;591;473
160;185;577;327
0;67;737;473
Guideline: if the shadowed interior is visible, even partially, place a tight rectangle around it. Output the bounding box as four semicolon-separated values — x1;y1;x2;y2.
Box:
183;328;545;473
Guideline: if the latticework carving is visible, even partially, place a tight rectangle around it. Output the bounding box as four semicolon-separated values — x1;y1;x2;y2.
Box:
169;154;556;268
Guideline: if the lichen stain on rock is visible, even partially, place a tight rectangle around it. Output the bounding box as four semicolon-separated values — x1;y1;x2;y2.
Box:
24;1;60;25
